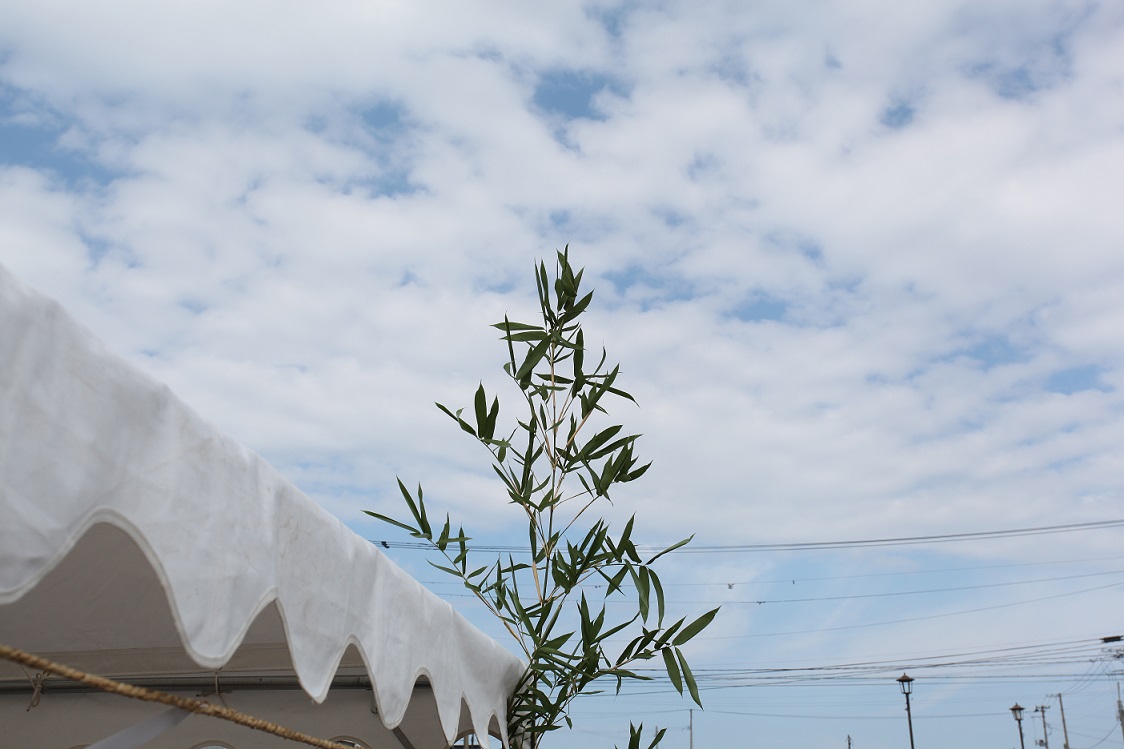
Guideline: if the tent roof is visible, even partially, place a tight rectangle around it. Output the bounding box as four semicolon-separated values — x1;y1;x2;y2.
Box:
0;264;524;745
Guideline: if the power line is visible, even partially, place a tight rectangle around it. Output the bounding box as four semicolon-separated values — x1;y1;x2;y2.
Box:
668;519;1124;552
413;553;1124;591
683;637;1109;675
430;569;1124;605
589;635;1124;698
697;580;1124;639
372;517;1124;554
671;569;1124;605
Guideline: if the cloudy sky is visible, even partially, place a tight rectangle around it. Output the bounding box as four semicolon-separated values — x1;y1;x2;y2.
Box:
3;2;1124;747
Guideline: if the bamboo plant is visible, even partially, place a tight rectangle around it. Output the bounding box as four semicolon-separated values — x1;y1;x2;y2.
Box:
367;248;718;749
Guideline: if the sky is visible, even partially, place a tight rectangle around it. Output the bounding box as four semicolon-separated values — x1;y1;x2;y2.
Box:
2;1;1124;747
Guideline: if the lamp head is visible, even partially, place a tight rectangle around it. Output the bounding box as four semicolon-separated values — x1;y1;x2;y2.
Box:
897;673;914;695
1010;703;1024;721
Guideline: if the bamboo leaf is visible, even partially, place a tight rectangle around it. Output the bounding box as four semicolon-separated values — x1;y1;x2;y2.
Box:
649;568;666;625
435;402;477;437
428;561;460;577
395;478;432;537
486;396;500;441
644;535;693;565
625;723;642;749
436;516;451;551
618;515;635;551
672;607;720;646
361;511;416;535
504;330;550;342
596;614;638;644
623;461;652;482
677;648;702;706
662;647;682;694
474;384;488;438
561;290;594;323
578;425;623;460
604;565;630;596
490;320;542;332
587;435;635;462
635;567;651;622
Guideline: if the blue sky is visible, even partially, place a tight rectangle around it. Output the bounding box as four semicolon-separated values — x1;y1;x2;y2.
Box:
3;2;1124;748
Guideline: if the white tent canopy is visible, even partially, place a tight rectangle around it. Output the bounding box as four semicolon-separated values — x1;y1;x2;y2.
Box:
0;263;525;748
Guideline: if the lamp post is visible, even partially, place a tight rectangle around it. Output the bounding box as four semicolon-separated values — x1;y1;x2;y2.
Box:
897;673;916;749
1011;703;1027;749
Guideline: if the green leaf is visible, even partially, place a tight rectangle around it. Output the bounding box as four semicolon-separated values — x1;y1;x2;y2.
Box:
362;510;416;535
649;568;666;625
435;516;451;551
678;647;702;706
486;396;500;440
474;384;488;439
662;647;682;694
623;461;652;483
515;335;552;383
578;424;623;460
596;614;638;644
561;290;594;323
644;535;693;565
428;561;460;577
654;618;683;649
672;607;720;646
490;320;541;333
578;593;593;646
635;567;651;621
618;515;635;551
504;330;549;342
604;564;630;596
572;328;586;389
395;478;431;537
587;435;635;462
625;722;642;749
435;402;477;437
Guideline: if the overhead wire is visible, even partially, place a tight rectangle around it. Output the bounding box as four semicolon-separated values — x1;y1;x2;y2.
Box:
420;569;1124;605
372;517;1124;554
682;638;1108;675
581;635;1123;699
415;556;1124;592
375;517;1124;726
697;580;1124;639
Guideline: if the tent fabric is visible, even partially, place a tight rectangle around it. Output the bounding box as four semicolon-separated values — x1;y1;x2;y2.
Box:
0;263;525;745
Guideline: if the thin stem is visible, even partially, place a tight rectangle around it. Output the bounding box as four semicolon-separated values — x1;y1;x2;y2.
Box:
545;338;559;606
556;495;601;540
433;545;531;658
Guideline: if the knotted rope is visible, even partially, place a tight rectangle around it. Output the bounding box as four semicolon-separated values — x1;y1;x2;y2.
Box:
0;643;353;749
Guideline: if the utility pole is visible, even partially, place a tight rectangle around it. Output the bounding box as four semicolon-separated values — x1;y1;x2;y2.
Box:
1055;694;1070;749
1116;684;1124;748
1034;705;1049;749
847;734;852;749
689;708;693;749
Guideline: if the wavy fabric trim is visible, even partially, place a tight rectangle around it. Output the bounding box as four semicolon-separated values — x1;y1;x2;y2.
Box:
0;264;525;745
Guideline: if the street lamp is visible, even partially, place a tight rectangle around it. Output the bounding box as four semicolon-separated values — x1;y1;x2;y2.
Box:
897;673;916;749
1011;703;1027;749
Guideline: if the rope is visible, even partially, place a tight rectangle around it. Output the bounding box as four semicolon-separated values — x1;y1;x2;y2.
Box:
0;643;353;749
